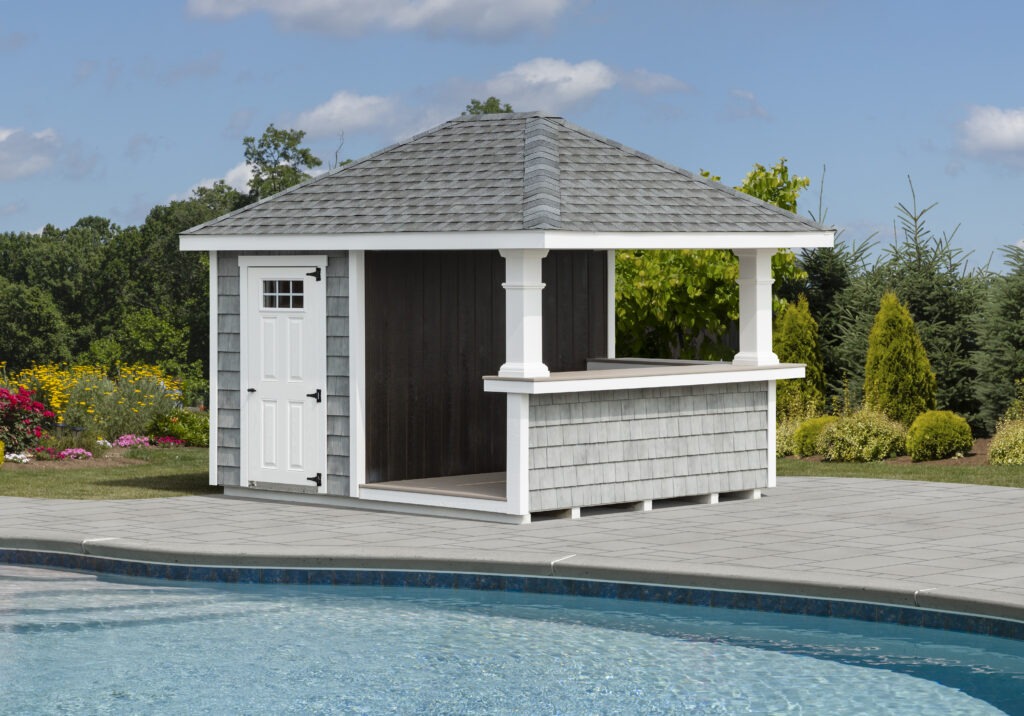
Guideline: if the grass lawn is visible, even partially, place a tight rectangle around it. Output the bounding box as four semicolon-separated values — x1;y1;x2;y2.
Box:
0;447;219;499
777;457;1024;488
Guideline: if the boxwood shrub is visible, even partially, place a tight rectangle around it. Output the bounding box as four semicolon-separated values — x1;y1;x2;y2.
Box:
905;410;973;462
818;410;906;462
793;416;837;457
990;419;1024;465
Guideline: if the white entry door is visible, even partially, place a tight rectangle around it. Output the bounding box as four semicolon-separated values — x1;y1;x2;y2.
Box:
241;260;326;491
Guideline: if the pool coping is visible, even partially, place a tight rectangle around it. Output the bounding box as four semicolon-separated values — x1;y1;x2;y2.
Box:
4;533;1024;641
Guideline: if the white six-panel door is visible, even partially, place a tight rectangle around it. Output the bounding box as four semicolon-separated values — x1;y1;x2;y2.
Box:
240;259;326;491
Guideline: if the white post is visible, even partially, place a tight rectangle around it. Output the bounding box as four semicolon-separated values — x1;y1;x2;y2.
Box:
732;248;779;367
208;251;218;487
348;250;367;497
498;249;549;378
606;249;616;359
506;393;531;518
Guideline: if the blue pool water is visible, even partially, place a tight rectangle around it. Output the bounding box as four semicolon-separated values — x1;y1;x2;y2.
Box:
2;564;1023;715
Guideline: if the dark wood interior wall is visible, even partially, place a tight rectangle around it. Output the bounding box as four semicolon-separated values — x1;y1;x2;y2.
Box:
365;251;506;483
542;250;609;372
365;249;608;484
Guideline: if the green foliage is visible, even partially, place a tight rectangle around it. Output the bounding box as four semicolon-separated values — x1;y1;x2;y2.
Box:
906;410;973;462
62;376;180;440
989;419;1024;465
829;182;986;426
243;124;323;201
975;247;1024;434
146;409;210;447
616;159;809;359
0;276;73;369
776;415;799;457
774;295;825;418
817;410;906;462
463;97;514;115
793;415;837;457
864;292;936;425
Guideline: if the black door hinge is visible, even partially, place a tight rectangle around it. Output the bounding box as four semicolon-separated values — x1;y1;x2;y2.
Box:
306;267;322;281
307;473;322;487
305;388;322;403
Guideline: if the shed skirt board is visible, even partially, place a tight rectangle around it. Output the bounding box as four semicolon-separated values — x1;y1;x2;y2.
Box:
239;261;327;491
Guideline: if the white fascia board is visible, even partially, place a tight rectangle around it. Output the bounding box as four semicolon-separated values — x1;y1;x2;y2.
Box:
484;365;806;395
180;229;835;253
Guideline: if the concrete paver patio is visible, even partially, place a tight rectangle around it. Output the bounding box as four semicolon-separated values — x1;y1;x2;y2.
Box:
2;476;1024;622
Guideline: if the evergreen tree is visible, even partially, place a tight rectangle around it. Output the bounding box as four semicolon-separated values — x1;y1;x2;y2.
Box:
774;295;825;418
864;292;936;425
975;245;1024;433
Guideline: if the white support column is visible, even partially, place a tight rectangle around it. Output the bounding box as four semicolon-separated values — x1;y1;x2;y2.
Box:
506;393;531;518
732;248;779;367
606;249;616;359
348;250;367;497
208;251;218;487
499;249;549;378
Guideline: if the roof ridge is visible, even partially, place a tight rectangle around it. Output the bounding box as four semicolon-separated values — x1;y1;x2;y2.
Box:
522;116;561;229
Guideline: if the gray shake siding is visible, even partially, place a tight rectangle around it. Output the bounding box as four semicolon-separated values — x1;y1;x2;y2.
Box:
215;251;350;494
527;382;768;512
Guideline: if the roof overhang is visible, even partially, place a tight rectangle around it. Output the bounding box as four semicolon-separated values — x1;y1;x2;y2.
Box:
180;229;836;253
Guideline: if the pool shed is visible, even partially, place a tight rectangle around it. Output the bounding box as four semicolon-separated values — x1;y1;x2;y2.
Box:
180;112;834;523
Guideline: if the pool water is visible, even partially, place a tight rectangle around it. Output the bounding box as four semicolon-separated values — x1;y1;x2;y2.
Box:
2;564;1023;715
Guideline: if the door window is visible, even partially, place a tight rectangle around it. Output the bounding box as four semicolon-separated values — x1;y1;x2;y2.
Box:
262;279;305;309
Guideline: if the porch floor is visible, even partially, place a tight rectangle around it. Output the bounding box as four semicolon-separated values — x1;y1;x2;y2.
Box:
365;472;506;501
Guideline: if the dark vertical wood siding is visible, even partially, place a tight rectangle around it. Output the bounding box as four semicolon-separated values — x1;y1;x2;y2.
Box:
365;249;608;483
542;250;608;372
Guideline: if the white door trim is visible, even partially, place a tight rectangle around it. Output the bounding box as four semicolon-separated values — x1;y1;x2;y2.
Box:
238;255;327;492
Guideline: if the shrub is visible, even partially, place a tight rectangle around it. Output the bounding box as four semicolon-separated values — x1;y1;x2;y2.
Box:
793;416;837;457
146;409;209;447
0;386;55;452
990;419;1024;465
775;295;826;419
776;415;799;457
818;410;906;462
906;410;973;462
863;292;936;425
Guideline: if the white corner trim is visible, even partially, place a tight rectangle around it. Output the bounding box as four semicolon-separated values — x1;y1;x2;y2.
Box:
607;249;616;359
506;394;530;516
767;379;777;488
208;251;218;487
484;365;805;395
349;250;367;497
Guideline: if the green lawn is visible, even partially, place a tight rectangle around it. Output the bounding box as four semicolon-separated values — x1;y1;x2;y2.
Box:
0;447;218;499
777;456;1024;488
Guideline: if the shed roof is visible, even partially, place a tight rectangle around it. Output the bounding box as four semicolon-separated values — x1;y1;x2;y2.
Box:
182;112;830;243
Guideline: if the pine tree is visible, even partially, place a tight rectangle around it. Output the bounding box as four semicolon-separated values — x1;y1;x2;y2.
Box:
774;295;825;418
975;246;1024;434
864;292;936;425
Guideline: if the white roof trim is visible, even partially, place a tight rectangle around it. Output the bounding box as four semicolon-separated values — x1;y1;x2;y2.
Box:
180;229;835;253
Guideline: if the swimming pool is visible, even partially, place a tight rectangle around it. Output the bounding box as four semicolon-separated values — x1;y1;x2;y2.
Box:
2;564;1023;714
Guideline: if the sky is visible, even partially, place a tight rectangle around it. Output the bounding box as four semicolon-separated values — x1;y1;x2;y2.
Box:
2;0;1023;269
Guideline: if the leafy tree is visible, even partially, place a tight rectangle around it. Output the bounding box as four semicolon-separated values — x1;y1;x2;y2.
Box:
975;245;1024;433
615;159;809;359
0;276;72;369
243;124;323;201
774;295;825;418
463;97;513;115
863;292;936;425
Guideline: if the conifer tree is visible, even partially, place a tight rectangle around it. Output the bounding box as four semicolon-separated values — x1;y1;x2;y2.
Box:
864;292;936;425
774;295;825;418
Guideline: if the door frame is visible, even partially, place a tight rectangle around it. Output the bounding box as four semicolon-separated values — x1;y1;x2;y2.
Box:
238;255;328;492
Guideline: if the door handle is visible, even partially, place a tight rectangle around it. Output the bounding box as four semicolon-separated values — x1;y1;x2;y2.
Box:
306;388;322;403
247;388;256;393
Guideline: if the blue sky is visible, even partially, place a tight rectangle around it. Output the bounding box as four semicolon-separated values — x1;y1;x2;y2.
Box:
2;1;1022;268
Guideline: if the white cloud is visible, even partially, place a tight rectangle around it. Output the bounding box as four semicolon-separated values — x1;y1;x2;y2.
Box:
961;105;1024;154
484;58;616;113
293;91;397;138
726;89;770;120
187;0;569;38
174;161;252;201
0;127;61;180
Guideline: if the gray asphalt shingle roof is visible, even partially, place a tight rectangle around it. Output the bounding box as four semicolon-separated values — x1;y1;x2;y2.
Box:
183;112;826;236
